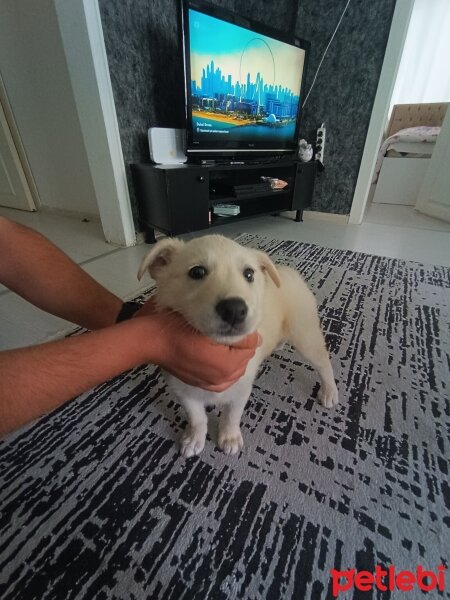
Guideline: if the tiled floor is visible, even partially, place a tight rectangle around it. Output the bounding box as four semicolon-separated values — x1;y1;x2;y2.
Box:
1;204;449;350
364;201;450;233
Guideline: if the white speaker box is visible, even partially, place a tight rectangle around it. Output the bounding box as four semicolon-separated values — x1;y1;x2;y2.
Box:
148;127;187;165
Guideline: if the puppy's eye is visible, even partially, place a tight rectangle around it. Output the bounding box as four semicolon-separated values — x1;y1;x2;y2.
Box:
243;268;254;282
189;265;208;280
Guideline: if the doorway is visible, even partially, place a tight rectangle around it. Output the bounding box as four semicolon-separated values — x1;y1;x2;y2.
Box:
349;0;450;230
0;0;136;249
0;75;37;212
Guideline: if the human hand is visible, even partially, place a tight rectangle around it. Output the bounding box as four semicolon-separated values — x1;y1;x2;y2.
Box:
134;297;261;391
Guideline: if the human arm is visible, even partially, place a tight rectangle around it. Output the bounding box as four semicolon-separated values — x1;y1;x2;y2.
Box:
0;217;122;330
0;312;259;436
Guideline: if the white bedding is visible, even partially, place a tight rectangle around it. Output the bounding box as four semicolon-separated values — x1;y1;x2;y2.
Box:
373;126;440;183
385;140;435;157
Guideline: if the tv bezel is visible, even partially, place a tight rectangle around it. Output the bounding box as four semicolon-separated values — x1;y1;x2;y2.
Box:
181;0;310;157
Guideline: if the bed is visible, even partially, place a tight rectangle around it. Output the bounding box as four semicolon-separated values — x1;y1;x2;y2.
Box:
372;102;448;205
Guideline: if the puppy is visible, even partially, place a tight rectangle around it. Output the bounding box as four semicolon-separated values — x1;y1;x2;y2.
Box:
138;235;338;457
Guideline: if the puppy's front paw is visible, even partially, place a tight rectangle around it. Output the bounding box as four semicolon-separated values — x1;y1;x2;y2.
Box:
180;426;206;458
319;384;339;408
218;429;244;456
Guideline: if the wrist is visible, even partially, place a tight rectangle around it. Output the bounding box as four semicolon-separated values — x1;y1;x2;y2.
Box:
115;301;142;323
131;313;169;367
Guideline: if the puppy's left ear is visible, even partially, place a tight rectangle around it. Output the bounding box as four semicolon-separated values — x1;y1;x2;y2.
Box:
256;250;281;288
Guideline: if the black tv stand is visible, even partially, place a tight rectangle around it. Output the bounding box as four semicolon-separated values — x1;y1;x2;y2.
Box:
130;158;316;240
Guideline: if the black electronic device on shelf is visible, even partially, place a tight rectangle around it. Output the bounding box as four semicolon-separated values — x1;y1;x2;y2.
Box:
213;180;274;199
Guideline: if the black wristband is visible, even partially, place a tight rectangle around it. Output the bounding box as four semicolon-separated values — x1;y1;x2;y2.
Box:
115;301;142;323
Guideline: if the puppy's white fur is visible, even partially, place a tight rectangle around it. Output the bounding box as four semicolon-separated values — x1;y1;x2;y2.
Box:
138;235;338;457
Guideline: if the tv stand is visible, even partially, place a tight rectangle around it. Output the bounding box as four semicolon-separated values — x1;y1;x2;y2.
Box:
130;159;316;240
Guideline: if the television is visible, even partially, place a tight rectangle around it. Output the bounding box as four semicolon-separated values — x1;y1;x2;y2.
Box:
181;1;310;157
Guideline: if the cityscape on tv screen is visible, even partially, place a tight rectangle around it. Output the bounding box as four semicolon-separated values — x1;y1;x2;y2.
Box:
188;9;305;146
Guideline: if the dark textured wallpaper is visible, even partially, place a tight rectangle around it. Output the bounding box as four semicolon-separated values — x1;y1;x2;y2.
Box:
296;0;395;213
98;0;184;222
99;0;395;219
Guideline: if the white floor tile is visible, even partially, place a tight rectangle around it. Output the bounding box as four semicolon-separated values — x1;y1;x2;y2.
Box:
207;213;450;267
0;291;73;350
0;207;108;262
365;202;450;233
81;245;153;300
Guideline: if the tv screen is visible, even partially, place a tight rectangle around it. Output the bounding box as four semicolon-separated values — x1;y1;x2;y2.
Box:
182;2;309;155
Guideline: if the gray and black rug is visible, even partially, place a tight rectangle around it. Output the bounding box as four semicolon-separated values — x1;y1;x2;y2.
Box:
1;233;449;599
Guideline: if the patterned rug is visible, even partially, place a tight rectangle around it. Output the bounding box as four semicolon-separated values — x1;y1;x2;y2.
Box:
1;234;449;599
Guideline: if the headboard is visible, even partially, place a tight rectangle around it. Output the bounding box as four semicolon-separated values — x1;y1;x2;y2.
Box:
386;102;449;137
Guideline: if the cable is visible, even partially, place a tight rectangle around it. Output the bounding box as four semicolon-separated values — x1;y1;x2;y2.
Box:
302;0;351;108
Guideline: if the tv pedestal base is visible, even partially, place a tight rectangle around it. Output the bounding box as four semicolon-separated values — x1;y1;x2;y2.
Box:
131;159;316;240
144;228;157;244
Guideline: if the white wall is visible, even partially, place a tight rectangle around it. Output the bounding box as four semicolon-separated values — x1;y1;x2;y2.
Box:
54;0;136;246
349;0;414;224
390;0;450;111
0;0;99;217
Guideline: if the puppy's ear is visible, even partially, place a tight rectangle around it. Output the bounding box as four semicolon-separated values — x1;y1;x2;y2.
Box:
137;238;184;280
256;250;281;288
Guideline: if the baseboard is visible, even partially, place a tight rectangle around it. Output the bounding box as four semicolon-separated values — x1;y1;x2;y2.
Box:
39;205;101;222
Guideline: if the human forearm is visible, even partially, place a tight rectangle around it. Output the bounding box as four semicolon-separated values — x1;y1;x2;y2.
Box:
0;318;159;436
0;217;122;329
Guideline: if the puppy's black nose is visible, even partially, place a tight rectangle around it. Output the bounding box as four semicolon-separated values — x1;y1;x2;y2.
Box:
216;297;248;326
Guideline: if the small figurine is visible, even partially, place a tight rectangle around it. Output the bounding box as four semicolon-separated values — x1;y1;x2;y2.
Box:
298;138;313;162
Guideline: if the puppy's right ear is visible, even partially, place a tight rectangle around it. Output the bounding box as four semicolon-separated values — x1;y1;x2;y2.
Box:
137;238;184;280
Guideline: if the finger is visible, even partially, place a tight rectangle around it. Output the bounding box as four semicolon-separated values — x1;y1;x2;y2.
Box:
203;379;236;393
166;372;206;389
164;365;237;392
230;331;261;350
207;364;248;390
187;377;235;392
163;365;220;391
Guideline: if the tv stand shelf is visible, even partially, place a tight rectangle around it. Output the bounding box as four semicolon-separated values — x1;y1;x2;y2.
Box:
130;159;316;241
210;188;290;205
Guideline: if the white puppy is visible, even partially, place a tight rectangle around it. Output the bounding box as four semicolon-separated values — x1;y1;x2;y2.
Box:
138;235;338;457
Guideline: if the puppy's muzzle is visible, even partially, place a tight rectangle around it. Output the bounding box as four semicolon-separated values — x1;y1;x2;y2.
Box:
215;297;248;326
